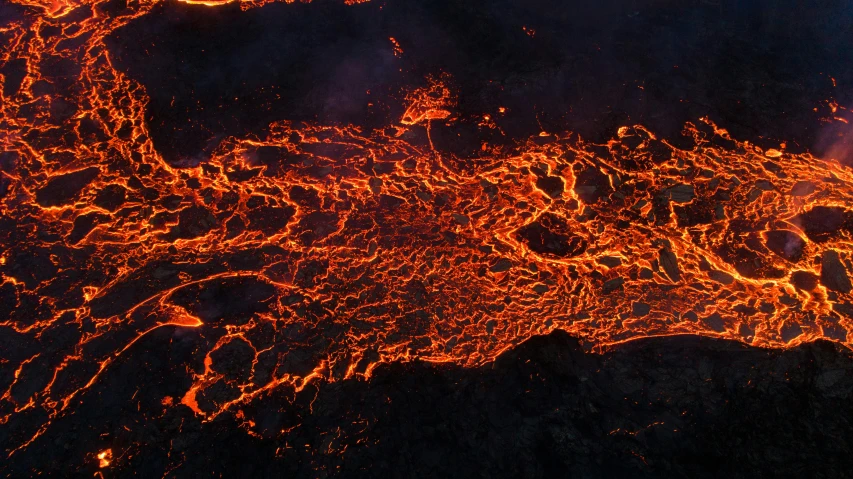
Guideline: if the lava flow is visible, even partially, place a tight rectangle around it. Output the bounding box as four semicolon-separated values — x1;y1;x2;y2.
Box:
1;0;853;463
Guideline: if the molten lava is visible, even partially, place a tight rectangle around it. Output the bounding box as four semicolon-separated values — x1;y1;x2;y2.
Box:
1;0;852;464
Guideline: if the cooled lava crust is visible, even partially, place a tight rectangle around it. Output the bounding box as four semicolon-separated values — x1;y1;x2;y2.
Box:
1;0;853;476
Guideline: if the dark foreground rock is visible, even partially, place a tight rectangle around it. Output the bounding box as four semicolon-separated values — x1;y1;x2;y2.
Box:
4;331;853;478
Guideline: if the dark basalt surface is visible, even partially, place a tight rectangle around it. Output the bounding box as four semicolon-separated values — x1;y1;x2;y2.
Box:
107;0;853;165
5;331;853;477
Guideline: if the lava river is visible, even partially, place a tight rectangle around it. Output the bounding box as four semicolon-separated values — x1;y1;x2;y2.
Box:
1;0;853;462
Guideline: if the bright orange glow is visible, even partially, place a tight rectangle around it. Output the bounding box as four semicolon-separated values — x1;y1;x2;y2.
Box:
389;37;403;57
97;449;112;468
400;75;454;125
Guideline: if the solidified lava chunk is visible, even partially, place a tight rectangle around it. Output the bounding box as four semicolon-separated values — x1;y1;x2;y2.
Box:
821;250;852;293
790;181;817;196
225;216;246;238
780;322;804;342
0;176;10;199
93;184;127;211
255;145;295;175
209;338;257;381
34;167;99;206
764;230;806;262
790;270;819;291
246;205;296;235
378;194;406;210
172;205;217;239
796;206;853;242
598;256;622;268
1;58;27;96
295;211;340;246
224;164;261;182
673;200;716;227
664;183;695;203
490;258;513;273
170;277;277;324
68;212;109;243
535;175;564;199
658;248;681;282
289;185;321;208
0;151;17;170
8;248;58;289
452;213;470;225
602;277;624;293
0;282;16;320
702;312;726;332
725;249;785;279
572;164;612;204
159;194;183;210
708;270;735;285
632;302;651;317
716;228;786;280
516;213;586;258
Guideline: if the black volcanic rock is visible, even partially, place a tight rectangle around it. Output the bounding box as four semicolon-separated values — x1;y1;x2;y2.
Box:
170;277;277;324
658;247;681;282
632;301;651;316
489;258;513;273
516;213;586;258
790;180;817;196
93;183;128;211
0;175;10;199
708;269;735;285
106;0;853;165
6;331;853;478
172;204;217;239
68;212;109;244
797;206;852;243
34;167;99;207
535;175;564;199
665;183;695;203
602;277;625;293
573;165;612;204
821;250;852;293
209;338;257;381
790;270;819;291
765;230;806;262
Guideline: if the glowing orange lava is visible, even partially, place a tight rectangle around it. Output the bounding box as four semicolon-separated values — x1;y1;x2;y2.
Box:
1;0;852;460
97;449;112;468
